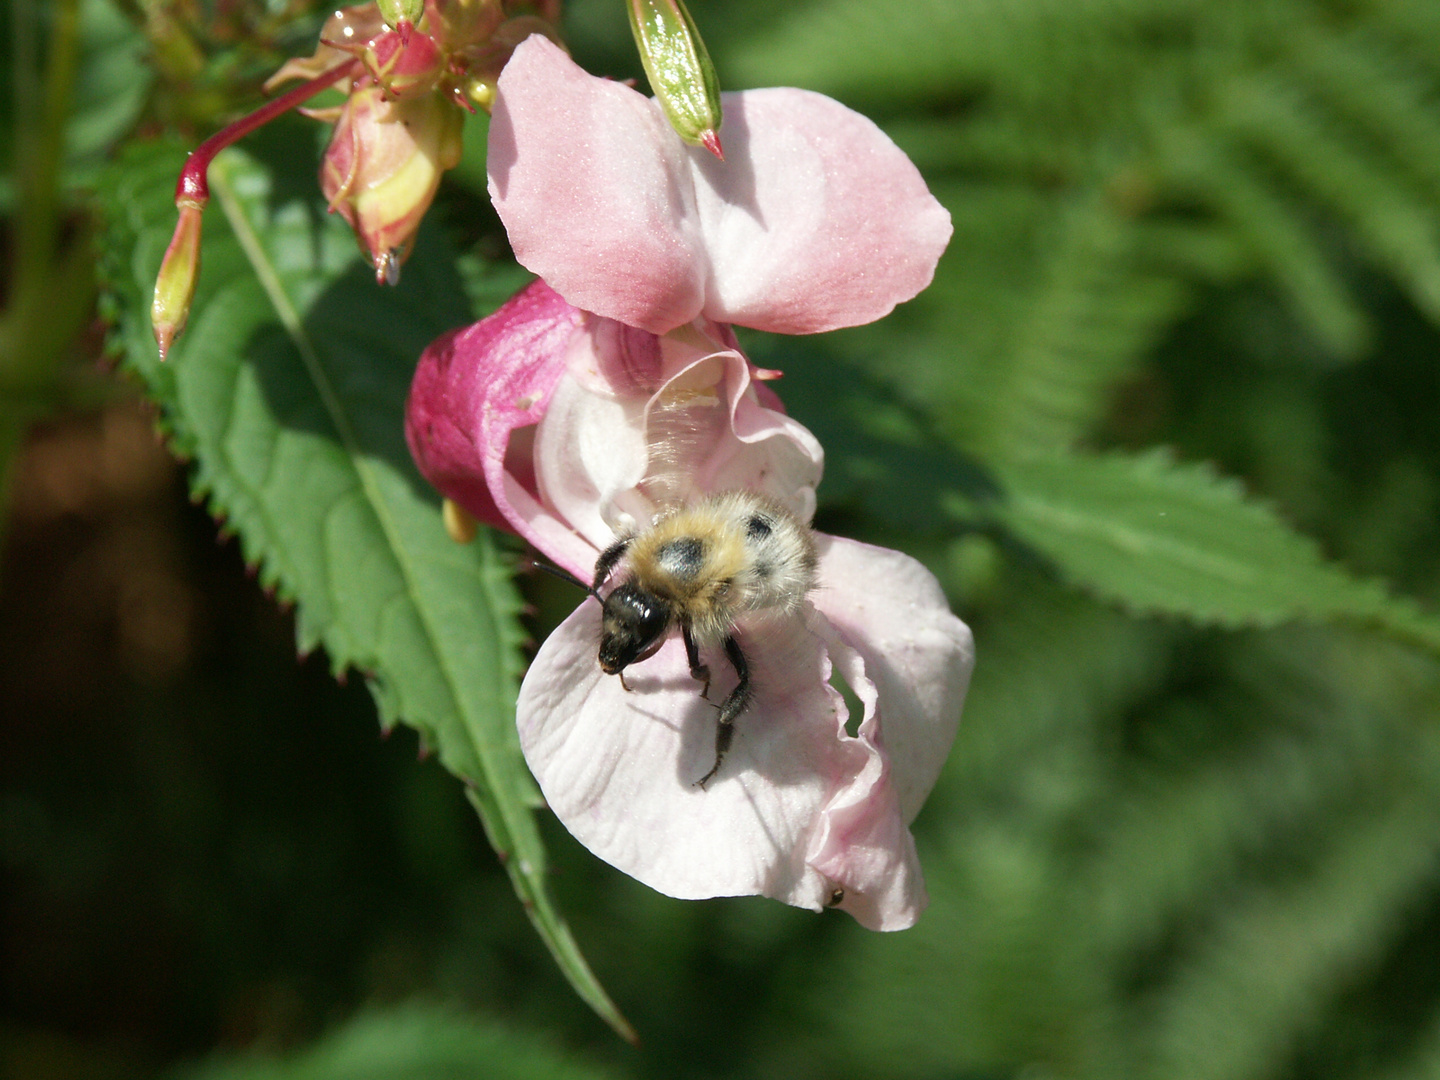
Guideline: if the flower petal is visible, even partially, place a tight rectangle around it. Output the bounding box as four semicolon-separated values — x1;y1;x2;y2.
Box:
531;327;822;554
404;278;597;575
515;543;958;932
793;617;925;930
812;535;974;822
488;36;709;335
488;36;951;336
517;600;882;914
686;88;952;334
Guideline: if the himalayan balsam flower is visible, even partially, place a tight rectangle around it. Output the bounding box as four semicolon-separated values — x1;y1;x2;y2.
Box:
407;283;973;930
405;37;972;929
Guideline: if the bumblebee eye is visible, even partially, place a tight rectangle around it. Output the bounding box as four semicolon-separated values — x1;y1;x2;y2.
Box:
598;582;670;674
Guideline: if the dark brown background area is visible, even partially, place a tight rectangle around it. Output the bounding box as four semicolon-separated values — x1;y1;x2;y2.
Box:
0;399;512;1078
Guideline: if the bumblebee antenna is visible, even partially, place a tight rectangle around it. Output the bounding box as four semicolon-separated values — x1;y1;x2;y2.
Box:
527;558;601;600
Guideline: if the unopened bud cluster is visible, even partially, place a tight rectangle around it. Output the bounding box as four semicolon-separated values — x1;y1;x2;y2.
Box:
270;0;561;283
152;0;728;359
152;0;561;357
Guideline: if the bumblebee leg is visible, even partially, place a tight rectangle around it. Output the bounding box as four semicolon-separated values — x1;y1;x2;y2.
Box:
618;671;632;692
696;635;750;788
681;621;712;699
592;536;631;593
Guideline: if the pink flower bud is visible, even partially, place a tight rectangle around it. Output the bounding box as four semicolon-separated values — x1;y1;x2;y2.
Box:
319;81;465;283
358;24;445;98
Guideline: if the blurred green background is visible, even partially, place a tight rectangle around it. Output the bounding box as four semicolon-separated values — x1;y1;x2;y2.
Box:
8;0;1440;1078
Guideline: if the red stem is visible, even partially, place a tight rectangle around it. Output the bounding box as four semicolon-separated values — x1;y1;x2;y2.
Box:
174;58;364;205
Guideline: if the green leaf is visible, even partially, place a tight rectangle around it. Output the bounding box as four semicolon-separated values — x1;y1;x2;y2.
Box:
97;130;631;1041
988;448;1440;652
175;1002;617;1080
66;0;151;185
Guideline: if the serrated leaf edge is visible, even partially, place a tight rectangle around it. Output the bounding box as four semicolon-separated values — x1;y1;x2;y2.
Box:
207;160;634;1041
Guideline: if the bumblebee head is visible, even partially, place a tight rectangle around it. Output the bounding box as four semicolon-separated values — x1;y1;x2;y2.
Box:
598;581;671;674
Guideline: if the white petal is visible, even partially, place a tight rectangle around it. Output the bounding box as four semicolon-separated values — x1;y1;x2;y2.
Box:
812;535;975;822
517;602;866;910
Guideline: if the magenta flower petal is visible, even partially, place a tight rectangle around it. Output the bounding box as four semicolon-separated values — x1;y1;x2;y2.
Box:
488;36;952;336
515;532;972;930
404;278;596;575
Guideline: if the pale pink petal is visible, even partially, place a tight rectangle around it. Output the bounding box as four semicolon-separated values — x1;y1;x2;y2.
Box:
404;278;596;576
488;36;952;336
687;88;952;334
488;36;709;335
516;533;966;930
696;346;823;521
529;346;652;556
803;621;928;930
531;330;822;556
517;600;881;913
812;535;975;822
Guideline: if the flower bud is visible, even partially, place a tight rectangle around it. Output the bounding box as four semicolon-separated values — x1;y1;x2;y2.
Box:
626;0;723;157
377;0;425;30
152;201;203;360
320;81;465;283
357;23;446;98
265;5;388;91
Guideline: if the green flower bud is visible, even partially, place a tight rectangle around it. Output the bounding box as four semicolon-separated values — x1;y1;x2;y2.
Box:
626;0;724;157
377;0;425;28
151;201;203;360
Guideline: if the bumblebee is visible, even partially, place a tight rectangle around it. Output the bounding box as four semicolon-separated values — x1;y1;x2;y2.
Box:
589;490;817;787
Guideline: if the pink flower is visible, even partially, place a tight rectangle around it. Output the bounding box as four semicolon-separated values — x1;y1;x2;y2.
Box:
486;35;953;336
405;37;970;928
405;284;974;929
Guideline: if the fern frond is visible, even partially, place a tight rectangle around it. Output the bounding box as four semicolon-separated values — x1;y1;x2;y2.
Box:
733;0;1440;457
1139;781;1440;1080
981;189;1189;455
1154;123;1368;353
1285;24;1440;201
1084;628;1432;958
1217;69;1440;320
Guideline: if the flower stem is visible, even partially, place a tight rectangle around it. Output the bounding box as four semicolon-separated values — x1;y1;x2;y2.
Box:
153;57;365;359
174;58;363;208
1;0;88;398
